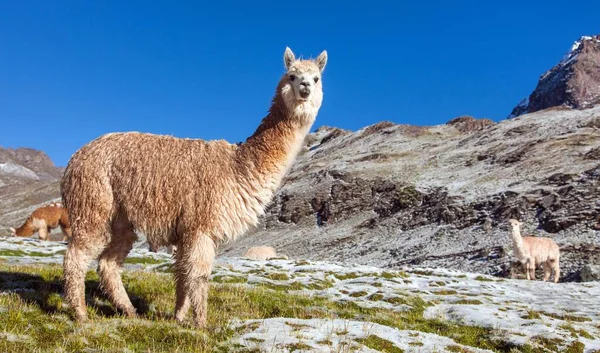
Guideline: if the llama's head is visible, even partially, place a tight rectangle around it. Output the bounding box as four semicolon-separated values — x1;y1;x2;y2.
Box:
508;219;522;229
280;47;327;118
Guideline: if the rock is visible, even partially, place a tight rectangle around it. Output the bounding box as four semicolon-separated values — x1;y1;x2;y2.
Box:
509;35;600;118
447;115;495;133
580;264;600;282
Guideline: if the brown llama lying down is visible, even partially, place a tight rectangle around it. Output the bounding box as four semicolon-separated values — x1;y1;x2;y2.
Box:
244;246;288;260
10;202;71;241
61;47;327;328
508;219;560;283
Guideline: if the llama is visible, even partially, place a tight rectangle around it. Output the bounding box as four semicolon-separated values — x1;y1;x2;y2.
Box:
508;219;560;283
10;202;71;241
244;246;288;260
61;47;327;327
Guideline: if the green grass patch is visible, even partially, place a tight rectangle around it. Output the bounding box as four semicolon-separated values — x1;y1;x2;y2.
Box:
474;276;496;282
357;335;404;352
429;280;447;287
211;276;248;284
522;311;542;320
0;249;55;257
434;290;458;295
541;311;592;322
564;341;585;353
266;272;290;281
124;256;166;265
455;299;483;305
367;293;384;301
331;272;361;280
285;342;312;351
559;324;594;339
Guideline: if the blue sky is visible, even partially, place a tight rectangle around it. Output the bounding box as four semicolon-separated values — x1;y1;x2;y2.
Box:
1;1;599;166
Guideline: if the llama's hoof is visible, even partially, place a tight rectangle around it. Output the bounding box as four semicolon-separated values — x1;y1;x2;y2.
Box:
192;320;207;330
73;312;89;323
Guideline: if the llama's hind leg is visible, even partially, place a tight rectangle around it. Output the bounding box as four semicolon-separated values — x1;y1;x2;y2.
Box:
64;234;108;321
542;262;552;282
97;218;137;317
553;260;560;283
175;234;215;328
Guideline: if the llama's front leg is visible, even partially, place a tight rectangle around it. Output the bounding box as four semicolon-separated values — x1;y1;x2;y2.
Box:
175;234;215;328
525;261;532;280
38;227;49;241
528;262;536;280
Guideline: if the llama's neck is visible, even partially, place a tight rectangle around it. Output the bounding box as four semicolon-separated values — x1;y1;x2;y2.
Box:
236;90;317;201
15;219;35;237
510;226;526;256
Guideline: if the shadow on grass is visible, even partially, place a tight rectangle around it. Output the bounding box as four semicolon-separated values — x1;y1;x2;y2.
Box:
0;271;151;318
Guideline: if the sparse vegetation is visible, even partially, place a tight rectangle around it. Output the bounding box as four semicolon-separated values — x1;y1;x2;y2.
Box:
522;310;542;320
0;249;55;257
357;335;404;352
455;299;483;305
124;256;166;265
474;275;495;282
0;263;574;353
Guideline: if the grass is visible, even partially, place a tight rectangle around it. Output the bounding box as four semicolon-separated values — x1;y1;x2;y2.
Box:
0;249;56;257
123;256;166;265
522;310;542;320
454;299;483;305
474;276;496;282
0;264;588;353
559;323;594;339
356;335;404;352
541;311;592;322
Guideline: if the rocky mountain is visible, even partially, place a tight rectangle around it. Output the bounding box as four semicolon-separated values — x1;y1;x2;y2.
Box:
509;35;600;118
0;147;62;235
221;106;600;282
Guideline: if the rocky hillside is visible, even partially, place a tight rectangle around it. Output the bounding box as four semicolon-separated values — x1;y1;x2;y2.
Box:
0;147;62;235
510;34;600;117
221;106;600;282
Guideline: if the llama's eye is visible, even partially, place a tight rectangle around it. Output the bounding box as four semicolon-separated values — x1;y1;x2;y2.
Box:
289;75;297;82
313;77;320;83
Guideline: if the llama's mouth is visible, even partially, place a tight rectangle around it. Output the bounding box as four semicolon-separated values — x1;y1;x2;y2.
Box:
299;88;311;99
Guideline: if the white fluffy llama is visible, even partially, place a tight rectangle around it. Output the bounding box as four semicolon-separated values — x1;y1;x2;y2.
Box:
61;47;327;327
508;219;560;283
244;246;288;260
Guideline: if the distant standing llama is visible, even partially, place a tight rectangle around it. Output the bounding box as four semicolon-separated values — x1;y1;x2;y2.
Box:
10;202;71;241
61;47;328;327
508;219;560;283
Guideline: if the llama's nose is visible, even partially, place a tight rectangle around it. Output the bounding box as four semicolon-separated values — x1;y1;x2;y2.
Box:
299;81;311;98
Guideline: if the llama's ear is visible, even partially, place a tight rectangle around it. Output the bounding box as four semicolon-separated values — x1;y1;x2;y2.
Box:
316;50;328;72
284;47;295;70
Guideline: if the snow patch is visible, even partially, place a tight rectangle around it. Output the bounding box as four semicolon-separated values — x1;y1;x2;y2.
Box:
0;163;39;179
